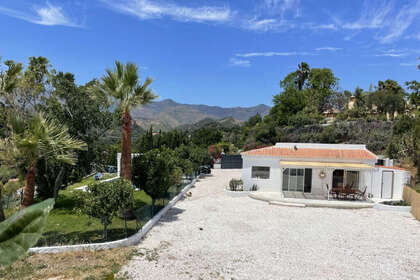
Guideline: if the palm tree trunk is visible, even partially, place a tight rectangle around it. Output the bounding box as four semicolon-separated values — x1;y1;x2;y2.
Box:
21;161;36;209
121;111;132;181
0;185;5;222
53;167;65;199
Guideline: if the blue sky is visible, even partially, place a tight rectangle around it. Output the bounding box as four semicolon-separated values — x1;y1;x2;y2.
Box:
0;0;419;107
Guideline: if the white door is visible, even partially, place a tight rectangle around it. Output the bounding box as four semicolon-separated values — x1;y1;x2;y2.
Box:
381;171;393;199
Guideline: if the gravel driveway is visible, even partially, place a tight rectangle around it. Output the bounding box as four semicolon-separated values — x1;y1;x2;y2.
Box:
121;169;420;280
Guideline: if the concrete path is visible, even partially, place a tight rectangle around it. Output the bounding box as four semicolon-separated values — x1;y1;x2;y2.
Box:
120;169;420;280
249;192;375;209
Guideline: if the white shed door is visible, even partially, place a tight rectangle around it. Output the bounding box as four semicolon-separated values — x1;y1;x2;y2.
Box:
381;171;393;199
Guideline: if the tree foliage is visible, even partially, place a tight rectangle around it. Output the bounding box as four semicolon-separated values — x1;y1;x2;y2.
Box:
98;61;157;181
132;149;181;212
77;179;133;240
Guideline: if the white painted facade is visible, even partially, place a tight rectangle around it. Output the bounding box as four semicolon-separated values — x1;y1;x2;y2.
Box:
117;153;140;177
242;143;410;200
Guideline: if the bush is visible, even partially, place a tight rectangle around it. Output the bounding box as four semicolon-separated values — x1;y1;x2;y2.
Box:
229;179;243;191
132;149;181;213
77;179;133;240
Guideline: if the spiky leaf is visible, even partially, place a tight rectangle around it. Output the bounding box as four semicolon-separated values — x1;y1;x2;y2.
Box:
0;199;54;267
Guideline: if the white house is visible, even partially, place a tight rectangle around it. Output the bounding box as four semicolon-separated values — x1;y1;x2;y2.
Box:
241;143;410;200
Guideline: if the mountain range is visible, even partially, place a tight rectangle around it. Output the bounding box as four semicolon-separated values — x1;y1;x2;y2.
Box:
131;99;271;131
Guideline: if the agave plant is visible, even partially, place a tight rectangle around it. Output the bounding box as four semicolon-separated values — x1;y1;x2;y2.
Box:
0;113;87;208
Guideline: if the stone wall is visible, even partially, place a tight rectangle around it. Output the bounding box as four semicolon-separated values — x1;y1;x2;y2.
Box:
403;186;420;221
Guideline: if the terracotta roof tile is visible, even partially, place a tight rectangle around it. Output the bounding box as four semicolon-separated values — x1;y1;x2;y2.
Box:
241;146;377;160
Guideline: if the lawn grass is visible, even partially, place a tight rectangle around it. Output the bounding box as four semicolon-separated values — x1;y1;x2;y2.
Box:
3;175;189;246
36;189;153;246
66;173;118;191
0;247;139;280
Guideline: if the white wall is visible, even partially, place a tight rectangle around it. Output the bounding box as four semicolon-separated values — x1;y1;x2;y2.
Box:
242;155;409;199
370;168;410;200
310;168;330;195
242;156;282;192
117;153;140;176
243;155;378;197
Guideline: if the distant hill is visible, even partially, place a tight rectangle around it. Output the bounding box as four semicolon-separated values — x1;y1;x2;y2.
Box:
178;117;243;131
131;99;270;131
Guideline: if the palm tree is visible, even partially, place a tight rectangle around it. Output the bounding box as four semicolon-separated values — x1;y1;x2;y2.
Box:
0;59;23;96
296;62;310;91
100;61;157;180
0;113;87;208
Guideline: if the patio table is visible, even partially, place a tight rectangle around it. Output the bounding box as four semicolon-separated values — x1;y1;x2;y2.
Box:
331;188;357;200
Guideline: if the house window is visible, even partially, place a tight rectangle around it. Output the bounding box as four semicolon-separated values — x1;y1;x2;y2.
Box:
346;171;359;189
333;170;359;189
282;168;312;193
252;166;270;179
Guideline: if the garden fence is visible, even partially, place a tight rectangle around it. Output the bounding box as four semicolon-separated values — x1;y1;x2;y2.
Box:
133;170;200;231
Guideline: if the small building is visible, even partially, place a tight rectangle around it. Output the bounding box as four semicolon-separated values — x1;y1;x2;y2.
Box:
241;143;410;200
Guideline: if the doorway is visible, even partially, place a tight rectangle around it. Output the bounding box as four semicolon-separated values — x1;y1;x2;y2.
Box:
381;171;394;199
332;170;344;188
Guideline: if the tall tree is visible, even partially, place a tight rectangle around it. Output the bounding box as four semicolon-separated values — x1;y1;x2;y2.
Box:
0;113;86;208
269;87;307;126
132;149;180;214
40;74;114;182
0;59;23;138
99;62;156;181
369;80;406;120
296;62;310;91
305;68;339;113
406;81;419;110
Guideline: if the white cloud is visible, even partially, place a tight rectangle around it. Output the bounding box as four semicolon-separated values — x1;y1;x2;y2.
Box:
400;62;418;66
102;0;233;23
229;58;251;67
315;47;342;51
378;0;420;43
375;48;420;57
342;1;393;30
310;23;338;30
376;53;407;57
339;0;420;43
243;18;295;32
263;0;300;18
0;2;82;27
236;51;310;57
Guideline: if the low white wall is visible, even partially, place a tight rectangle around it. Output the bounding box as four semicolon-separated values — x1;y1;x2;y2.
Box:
29;177;198;254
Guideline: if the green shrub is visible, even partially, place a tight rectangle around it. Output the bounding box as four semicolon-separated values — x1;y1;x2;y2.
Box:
132;149;181;214
229;179;243;191
77;179;133;240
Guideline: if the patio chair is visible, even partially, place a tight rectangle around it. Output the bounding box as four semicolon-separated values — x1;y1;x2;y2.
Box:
355;186;367;200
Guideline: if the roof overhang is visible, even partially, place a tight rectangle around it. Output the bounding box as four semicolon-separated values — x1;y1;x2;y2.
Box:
279;161;374;169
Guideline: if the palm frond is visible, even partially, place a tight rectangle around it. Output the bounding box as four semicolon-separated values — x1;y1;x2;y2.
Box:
100;61;158;113
123;63;139;89
115;61;124;80
35;113;87;165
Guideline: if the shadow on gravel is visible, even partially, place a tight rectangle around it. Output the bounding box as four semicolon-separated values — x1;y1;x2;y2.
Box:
158;207;185;223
